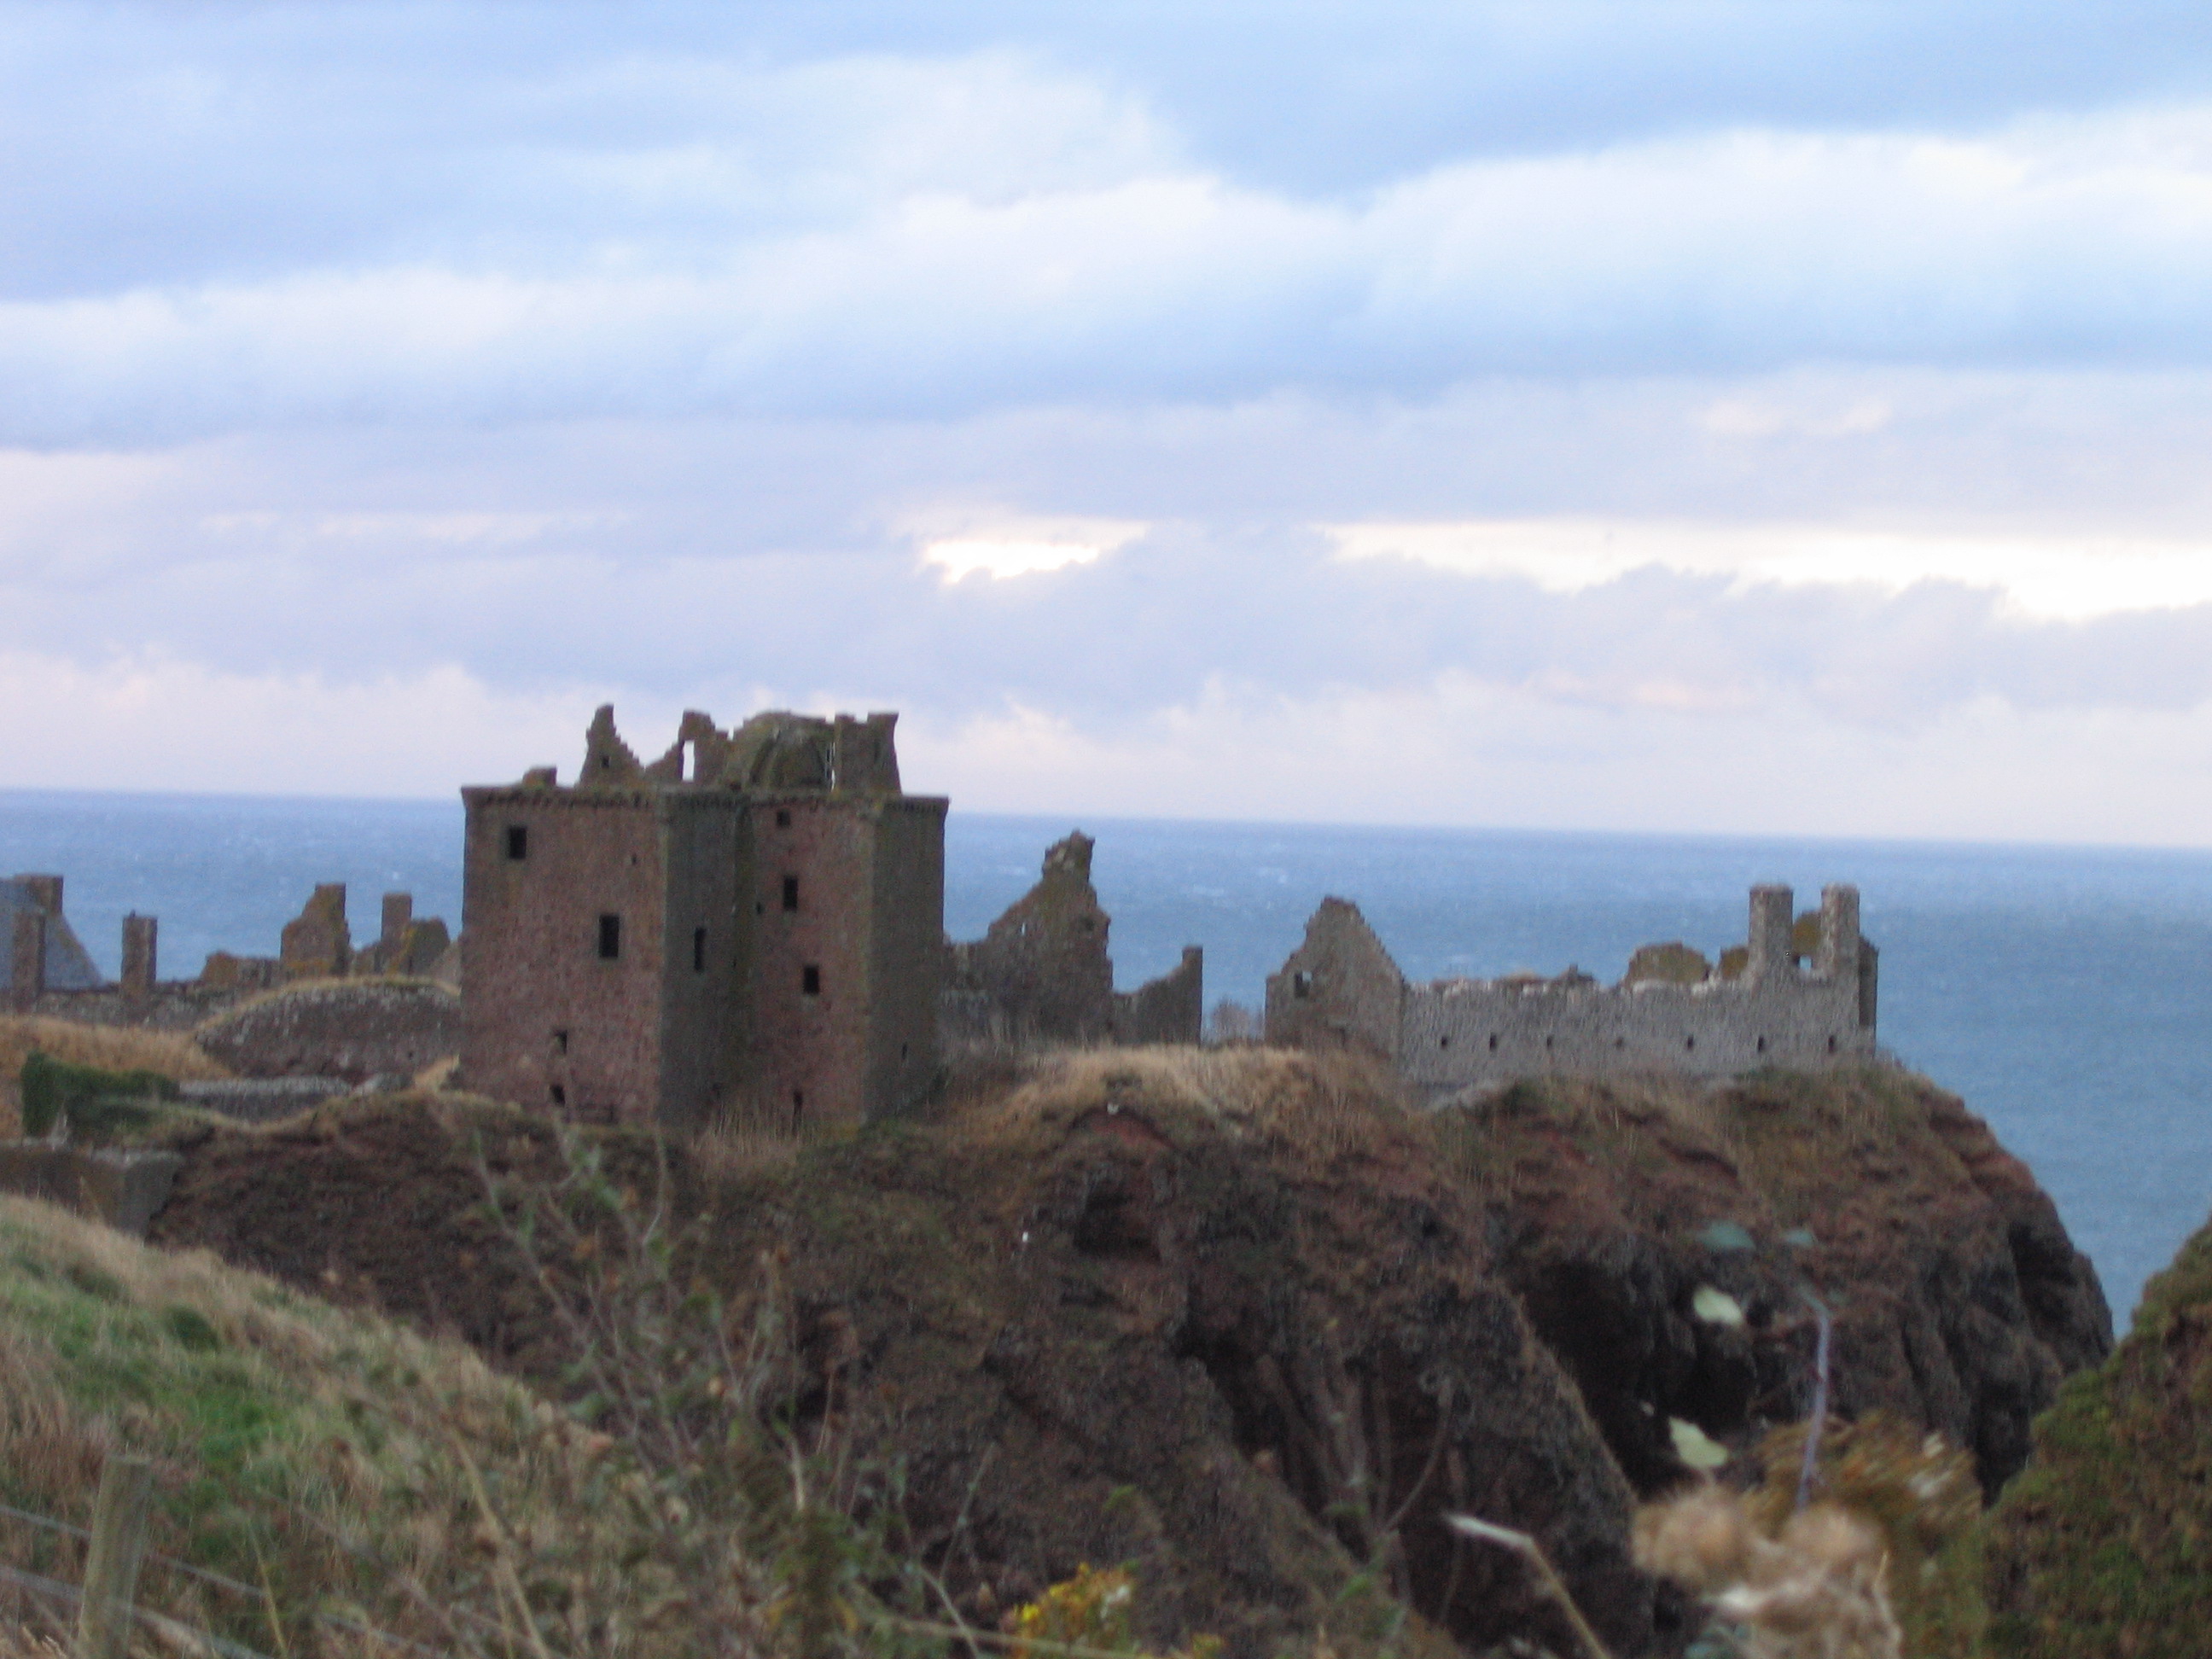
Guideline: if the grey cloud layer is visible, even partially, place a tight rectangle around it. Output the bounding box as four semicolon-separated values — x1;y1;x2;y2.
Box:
14;9;2212;443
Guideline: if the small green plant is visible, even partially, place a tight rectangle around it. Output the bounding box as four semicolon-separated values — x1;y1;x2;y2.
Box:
455;1124;948;1659
18;1051;178;1141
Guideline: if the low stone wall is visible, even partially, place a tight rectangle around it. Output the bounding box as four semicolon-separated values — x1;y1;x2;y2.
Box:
0;1144;183;1237
195;980;462;1081
178;1077;350;1123
27;982;255;1032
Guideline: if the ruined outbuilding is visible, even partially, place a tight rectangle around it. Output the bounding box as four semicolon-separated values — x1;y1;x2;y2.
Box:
201;885;456;992
941;831;1203;1048
1;876;102;1009
460;706;946;1133
1267;884;1877;1095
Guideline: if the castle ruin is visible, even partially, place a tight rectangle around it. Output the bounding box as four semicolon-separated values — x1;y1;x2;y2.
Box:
460;705;946;1132
941;831;1202;1048
1266;883;1877;1096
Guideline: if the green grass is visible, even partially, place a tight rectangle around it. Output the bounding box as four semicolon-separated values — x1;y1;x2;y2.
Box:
0;1191;591;1653
1983;1217;2212;1656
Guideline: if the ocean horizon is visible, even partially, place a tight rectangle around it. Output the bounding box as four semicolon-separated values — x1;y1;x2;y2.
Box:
6;783;2209;1324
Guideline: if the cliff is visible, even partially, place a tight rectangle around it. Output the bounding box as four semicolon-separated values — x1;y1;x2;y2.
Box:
143;1051;2110;1656
1982;1205;2212;1656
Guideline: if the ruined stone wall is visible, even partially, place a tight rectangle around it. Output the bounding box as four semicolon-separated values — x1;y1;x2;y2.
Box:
280;883;352;981
1111;946;1203;1045
0;875;102;1000
1264;898;1406;1061
951;833;1116;1045
460;787;678;1126
1267;885;1878;1096
944;831;1203;1050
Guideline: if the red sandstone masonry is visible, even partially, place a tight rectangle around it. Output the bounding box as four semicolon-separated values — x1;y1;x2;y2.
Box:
460;707;946;1134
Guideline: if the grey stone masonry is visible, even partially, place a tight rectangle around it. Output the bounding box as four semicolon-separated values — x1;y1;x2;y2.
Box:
1266;883;1878;1097
0;874;102;996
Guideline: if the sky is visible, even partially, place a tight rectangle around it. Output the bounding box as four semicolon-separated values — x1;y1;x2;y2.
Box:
15;4;2212;841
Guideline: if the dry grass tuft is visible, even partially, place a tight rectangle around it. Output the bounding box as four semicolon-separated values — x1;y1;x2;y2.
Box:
0;1623;63;1659
956;1043;1417;1164
1635;1485;1902;1658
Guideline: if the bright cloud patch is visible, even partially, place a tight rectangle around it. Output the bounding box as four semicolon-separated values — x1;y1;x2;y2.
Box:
1328;520;2212;622
922;538;1107;582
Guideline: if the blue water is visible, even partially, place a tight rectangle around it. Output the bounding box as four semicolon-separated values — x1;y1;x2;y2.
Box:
5;787;2209;1325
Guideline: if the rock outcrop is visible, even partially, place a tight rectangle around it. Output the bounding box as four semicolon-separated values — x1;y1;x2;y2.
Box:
1435;1069;2110;1500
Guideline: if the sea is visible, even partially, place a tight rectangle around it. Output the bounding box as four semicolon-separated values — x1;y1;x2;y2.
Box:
5;786;2209;1327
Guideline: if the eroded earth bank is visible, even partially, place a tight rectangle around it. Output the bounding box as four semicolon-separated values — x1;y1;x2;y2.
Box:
147;1051;2110;1658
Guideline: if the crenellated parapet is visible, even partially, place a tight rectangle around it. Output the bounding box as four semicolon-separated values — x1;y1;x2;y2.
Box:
1266;883;1878;1096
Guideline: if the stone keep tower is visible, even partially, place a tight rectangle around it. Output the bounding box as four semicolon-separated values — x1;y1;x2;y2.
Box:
460;706;946;1133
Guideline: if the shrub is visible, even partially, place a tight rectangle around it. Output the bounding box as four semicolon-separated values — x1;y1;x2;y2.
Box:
17;1051;178;1141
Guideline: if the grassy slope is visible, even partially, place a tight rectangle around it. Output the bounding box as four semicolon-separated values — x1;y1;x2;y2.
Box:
1984;1213;2212;1656
0;1190;605;1655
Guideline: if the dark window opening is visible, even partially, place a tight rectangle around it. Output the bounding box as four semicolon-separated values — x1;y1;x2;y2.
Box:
505;824;528;861
900;1041;910;1062
1545;1035;1554;1050
1756;1035;1767;1054
1827;1034;1838;1053
1439;1035;1449;1049
792;1089;805;1129
782;875;800;911
598;914;621;960
1685;1035;1696;1051
1292;971;1313;998
692;927;707;972
775;809;791;828
1487;1033;1499;1051
550;1084;566;1106
802;963;821;996
553;1029;569;1056
1615;1037;1627;1049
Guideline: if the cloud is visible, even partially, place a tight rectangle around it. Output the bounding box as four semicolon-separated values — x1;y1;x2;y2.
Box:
21;82;2212;440
1328;518;2212;621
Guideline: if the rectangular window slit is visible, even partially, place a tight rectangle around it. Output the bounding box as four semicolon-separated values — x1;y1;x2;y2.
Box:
553;1029;569;1056
598;914;621;960
692;926;707;972
506;824;528;861
783;875;800;911
802;963;821;996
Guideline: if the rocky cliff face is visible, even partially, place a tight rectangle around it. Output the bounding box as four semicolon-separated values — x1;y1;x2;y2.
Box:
1434;1068;2110;1502
147;1051;2108;1658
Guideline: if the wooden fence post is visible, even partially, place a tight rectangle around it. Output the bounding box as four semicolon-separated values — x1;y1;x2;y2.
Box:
74;1453;153;1659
